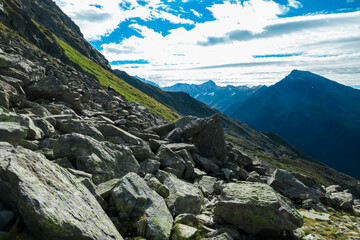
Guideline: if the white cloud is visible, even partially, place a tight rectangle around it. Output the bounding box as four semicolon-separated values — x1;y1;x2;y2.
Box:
54;0;194;40
190;9;202;17
288;0;302;9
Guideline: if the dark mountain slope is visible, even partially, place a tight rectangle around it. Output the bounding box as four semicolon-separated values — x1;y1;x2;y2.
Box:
227;70;360;179
163;80;264;112
114;70;216;117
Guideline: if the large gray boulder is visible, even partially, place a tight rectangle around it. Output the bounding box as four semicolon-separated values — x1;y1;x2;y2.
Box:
0;113;44;140
56;119;104;141
160;172;204;216
325;185;354;210
175;115;226;161
110;173;173;240
268;169;323;201
0;122;28;145
157;145;186;178
42;133;140;184
214;182;303;236
0;142;122;240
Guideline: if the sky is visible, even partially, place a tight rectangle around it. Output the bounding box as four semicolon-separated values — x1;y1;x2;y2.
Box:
54;0;360;87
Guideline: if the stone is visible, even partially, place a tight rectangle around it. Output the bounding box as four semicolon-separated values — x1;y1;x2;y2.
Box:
194;154;220;174
165;143;197;152
18;139;39;151
0;113;43;140
268;169;322;201
96;178;121;199
33;118;56;137
0;91;9;109
139;159;161;176
162;173;204;216
175;116;207;139
222;163;248;181
165;128;183;142
56;119;104;141
145;174;170;199
0;122;28;145
191;115;227;161
157;145;186;178
176;149;195;180
195;176;217;196
214;182;303;236
0;54;13;68
192;168;207;179
304;234;321;240
205;228;241;240
110;173;173;240
0;210;15;230
42;133;140;184
129;131;160;141
246;171;261;182
147;122;175;137
171;223;198;240
174;214;200;226
0;142;122;240
300;210;330;222
97;124;142;145
325;186;354;210
149;139;169;152
129;143;154;161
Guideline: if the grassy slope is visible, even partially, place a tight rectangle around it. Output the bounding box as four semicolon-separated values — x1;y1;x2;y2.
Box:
56;38;179;122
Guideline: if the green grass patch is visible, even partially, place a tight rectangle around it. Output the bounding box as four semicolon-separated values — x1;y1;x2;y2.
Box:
56;37;180;122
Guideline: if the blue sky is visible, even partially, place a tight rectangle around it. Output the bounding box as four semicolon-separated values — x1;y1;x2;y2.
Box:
55;0;360;87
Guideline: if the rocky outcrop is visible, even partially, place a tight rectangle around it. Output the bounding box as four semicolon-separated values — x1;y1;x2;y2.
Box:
268;169;324;202
214;182;303;236
110;173;173;239
42;133;140;184
0;142;122;240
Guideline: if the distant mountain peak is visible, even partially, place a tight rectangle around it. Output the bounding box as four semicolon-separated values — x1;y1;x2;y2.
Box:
202;80;217;86
284;70;333;85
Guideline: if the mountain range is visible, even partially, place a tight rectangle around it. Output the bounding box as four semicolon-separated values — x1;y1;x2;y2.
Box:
163;70;360;179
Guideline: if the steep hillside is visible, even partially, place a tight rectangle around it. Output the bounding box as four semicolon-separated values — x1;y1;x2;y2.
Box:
227;70;360;179
0;0;179;122
163;80;264;112
115;70;216;117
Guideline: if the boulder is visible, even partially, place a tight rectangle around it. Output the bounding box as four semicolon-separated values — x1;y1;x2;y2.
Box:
33;118;56;137
97;124;142;145
42;133;140;184
175;116;207;139
157;145;186;178
0;122;28;145
0;113;43;140
194;176;217;196
24;76;69;101
0;142;122;240
268;169;322;201
176;149;195;180
214;182;303;236
164;143;197;152
190;115;226;161
139;159;161;176
129;143;154;161
145;174;170;199
171;223;198;240
325;185;354;210
194;154;220;174
147;122;175;137
96;178;121;199
110;173;173;240
56;119;104;141
161;172;204;216
165;128;183;142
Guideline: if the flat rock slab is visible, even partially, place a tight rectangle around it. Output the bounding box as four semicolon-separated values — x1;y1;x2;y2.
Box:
300;210;330;222
214;182;303;236
0;142;122;240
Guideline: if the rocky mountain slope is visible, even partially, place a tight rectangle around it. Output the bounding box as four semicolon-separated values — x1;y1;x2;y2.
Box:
0;0;359;240
226;70;360;179
163;80;263;113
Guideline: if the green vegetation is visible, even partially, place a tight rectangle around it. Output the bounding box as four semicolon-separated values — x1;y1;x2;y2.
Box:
56;38;180;122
